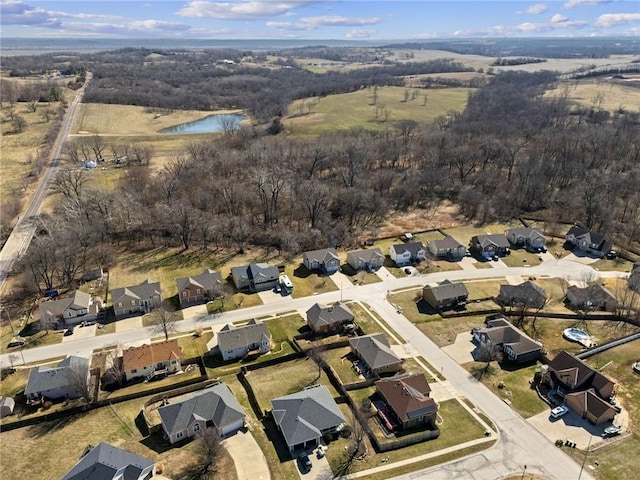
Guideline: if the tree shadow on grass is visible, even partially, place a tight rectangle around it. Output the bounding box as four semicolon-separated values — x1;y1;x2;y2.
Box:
140;431;174;454
293;264;312;279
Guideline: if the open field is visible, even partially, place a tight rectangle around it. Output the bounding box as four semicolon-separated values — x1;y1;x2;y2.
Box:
285;86;473;136
545;77;640;113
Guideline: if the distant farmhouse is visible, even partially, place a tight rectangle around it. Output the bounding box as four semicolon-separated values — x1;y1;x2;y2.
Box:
176;269;223;307
111;279;162;319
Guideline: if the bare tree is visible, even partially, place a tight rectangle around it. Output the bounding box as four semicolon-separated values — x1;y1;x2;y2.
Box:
66;364;92;405
472;340;502;380
307;344;328;382
179;427;222;480
150;306;176;341
332;411;367;478
52;167;87;201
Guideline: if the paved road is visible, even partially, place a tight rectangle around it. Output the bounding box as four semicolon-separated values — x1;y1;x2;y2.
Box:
0;72;92;297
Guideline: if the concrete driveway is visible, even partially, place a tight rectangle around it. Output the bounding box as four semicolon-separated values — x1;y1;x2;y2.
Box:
376;266;397;281
258;289;293;304
527;408;609;450
564;252;600;265
115;315;143;333
223;430;270;480
62;324;96;343
329;270;359;290
296;448;332;480
441;332;475;364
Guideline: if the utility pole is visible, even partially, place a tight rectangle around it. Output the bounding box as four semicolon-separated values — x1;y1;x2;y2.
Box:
578;435;592;480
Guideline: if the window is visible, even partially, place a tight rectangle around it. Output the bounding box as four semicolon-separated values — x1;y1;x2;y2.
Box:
196;289;201;294
118;302;123;308
177;432;184;439
131;300;136;306
182;291;187;297
194;424;200;432
131;369;137;373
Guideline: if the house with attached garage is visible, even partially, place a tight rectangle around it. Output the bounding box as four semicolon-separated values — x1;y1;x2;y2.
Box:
565;226;612;258
61;442;156;480
470;234;510;259
231;263;280;293
25;355;90;402
542;351;616;425
158;383;246;444
375;372;438;430
302;248;341;274
346;248;385;271
506;227;547;251
176;269;223;307
110;279;162;320
271;385;345;454
306;301;354;334
121;340;182;382
566;284;617;312
422;280;469;310
38;290;103;328
473;316;542;364
497;281;547;310
216;319;271;361
428;237;467;260
349;333;403;375
389;242;426;266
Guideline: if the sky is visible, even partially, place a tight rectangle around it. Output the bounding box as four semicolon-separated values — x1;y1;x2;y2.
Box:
0;0;638;39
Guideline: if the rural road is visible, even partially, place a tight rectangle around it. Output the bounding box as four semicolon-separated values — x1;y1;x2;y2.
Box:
0;72;92;297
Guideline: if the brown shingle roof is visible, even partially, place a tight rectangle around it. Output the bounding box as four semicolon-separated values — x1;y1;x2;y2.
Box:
122;340;182;372
375;373;437;422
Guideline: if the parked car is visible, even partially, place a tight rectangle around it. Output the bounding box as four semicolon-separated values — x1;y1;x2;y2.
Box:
633;362;640;374
550;405;569;418
492;255;499;262
606;250;617;260
298;454;312;473
603;425;621;437
404;268;412;275
63;326;74;336
316;446;326;458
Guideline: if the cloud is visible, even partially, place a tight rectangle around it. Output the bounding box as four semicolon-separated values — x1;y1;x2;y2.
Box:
594;13;640;28
0;0;120;27
563;0;610;9
345;28;376;39
267;15;381;31
412;32;445;39
551;13;568;23
519;3;548;14
176;1;318;20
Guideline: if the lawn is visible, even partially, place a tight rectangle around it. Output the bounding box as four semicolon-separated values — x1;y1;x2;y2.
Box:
544;78;640;114
326;346;361;384
349;302;403;344
443;221;523;246
533;278;573;313
415;315;488;347
285;86;474;136
175;330;213;358
245;358;340;413
500;248;545;268
592;257;635;273
388;289;440;324
0;367;30;397
340;264;382;285
286;263;338;298
465;279;508;300
265;313;307;342
100;368;203;401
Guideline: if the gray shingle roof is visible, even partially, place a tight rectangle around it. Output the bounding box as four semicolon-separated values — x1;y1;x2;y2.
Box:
231;263;279;287
390;242;424;256
61;442;154;480
176;269;223;292
498;281;547;309
39;290;92;318
217;319;270;352
271;385;345;449
424;280;468;301
566;226;612;252
349;333;401;370
347;248;384;263
566;284;617;310
430;237;465;250
25;356;89;399
506;227;545;240
473;234;510;248
306;302;354;331
303;248;340;265
158;384;245;437
110;279;160;303
480;318;542;355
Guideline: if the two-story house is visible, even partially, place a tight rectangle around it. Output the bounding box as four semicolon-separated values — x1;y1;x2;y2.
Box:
110;279;162;319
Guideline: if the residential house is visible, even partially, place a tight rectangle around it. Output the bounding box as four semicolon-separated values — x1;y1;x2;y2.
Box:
81;267;104;283
506;227;547;251
566;284;617;312
389;242;426;266
428;237;467;260
349;333;403;375
628;262;640;293
122;340;182;382
271;385;345;454
302;248;341;274
497;281;547;309
0;397;15;418
306;302;354;334
346;248;384;271
216;319;271;361
39;290;102;328
375;372;438;430
61;442;156;480
470;234;510;259
565;226;613;258
422;280;469;310
176;269;223;307
158;383;245;444
231;263;280;293
473;316;542;364
110;279;162;319
24;356;90;402
542;351;616;425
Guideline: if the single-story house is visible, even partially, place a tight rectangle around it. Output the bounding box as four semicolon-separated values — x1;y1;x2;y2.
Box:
61;442;156;480
216;319;271;361
306;302;354;334
271;385;345;454
506;227;547;251
497;281;547;310
473;316;542;364
428;237;467;260
231;263;280;293
422;280;469;310
81;267;104;283
158;383;245;444
176;269;223;307
470;234;510;259
389;242;426;266
346;248;385;271
110;279;162;320
566;284;617;312
0;396;15;418
628;262;640;293
25;356;90;402
39;290;103;328
122;340;182;382
565;226;613;258
542;350;616;425
375;372;438;430
349;333;403;375
302;248;341;274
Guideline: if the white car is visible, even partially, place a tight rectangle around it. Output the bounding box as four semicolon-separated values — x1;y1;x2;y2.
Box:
551;405;569;418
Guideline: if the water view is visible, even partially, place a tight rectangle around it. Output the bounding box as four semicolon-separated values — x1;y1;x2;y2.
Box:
159;113;245;134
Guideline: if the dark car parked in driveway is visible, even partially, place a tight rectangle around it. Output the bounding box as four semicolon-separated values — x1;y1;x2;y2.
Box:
298;454;312;473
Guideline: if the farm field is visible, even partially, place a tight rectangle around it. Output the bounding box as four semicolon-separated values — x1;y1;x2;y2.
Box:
285;86;473;136
545;77;640;113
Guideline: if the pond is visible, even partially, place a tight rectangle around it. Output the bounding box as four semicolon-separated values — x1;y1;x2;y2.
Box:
159;113;245;134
